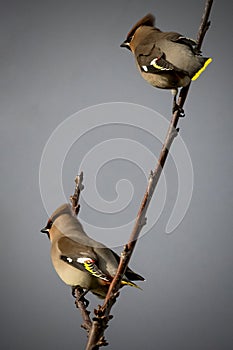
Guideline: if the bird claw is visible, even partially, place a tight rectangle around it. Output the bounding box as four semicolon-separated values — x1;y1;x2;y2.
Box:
172;104;185;117
81;296;90;308
72;286;90;307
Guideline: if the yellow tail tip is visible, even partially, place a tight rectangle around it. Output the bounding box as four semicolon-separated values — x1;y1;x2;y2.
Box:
121;280;143;290
191;57;212;81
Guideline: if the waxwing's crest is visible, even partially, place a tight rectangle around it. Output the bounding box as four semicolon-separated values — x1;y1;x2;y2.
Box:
42;203;86;237
126;13;155;41
50;203;72;222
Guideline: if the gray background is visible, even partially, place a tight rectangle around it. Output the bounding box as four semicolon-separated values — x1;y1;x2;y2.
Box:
1;0;233;349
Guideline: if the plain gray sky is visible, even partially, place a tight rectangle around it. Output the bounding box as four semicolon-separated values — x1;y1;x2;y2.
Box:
1;0;233;349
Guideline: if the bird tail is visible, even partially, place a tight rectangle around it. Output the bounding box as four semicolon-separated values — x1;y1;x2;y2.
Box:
191;57;212;81
121;280;143;290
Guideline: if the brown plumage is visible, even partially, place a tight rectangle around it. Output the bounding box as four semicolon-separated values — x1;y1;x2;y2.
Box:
41;204;144;298
121;14;212;113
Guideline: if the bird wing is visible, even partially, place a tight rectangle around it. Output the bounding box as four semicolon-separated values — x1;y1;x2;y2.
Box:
165;32;198;52
110;249;145;281
58;236;111;282
135;42;186;75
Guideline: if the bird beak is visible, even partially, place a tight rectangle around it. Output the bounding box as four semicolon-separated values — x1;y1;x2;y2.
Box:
40;226;51;239
40;227;48;233
120;40;131;51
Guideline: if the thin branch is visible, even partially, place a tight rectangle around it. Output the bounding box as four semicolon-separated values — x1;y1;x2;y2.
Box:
74;287;92;333
70;174;93;334
104;0;213;305
70;172;84;216
84;1;213;348
196;0;213;52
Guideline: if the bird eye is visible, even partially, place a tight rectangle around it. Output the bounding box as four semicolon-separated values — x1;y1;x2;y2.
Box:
47;219;53;230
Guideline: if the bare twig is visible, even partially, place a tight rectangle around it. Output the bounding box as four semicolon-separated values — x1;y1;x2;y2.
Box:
70;172;84;216
177;0;213;108
84;1;213;348
196;0;213;52
69;174;93;333
103;0;213;303
74;287;92;332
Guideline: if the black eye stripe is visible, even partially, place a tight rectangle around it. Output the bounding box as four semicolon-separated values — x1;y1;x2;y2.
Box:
46;219;53;230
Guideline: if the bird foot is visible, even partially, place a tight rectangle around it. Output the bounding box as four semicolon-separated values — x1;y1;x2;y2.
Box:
81;296;89;308
72;286;90;307
172;103;185;117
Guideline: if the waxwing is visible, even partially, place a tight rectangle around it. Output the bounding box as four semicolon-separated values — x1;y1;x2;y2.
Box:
121;14;212;113
41;204;144;298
